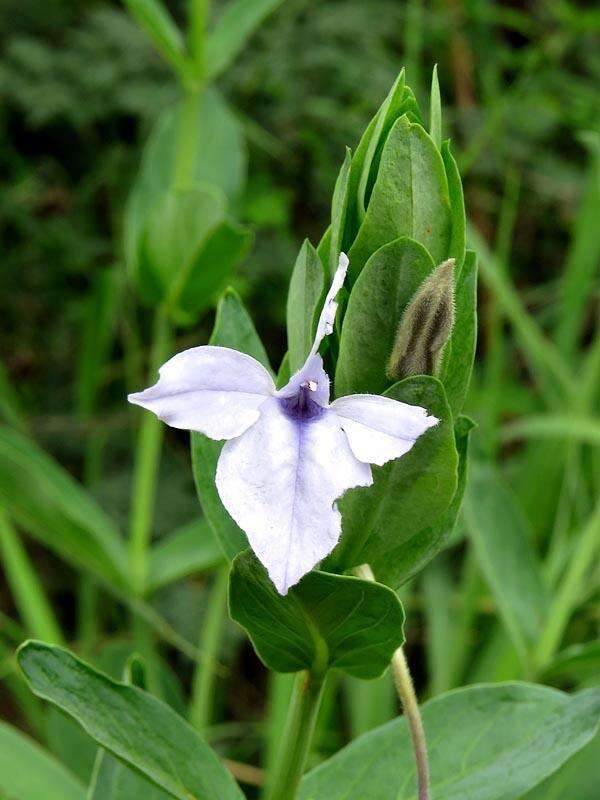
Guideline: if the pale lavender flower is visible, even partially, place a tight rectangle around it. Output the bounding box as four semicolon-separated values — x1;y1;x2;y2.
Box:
129;254;438;594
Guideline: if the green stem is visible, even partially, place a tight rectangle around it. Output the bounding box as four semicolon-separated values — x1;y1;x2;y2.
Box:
173;85;203;191
128;308;171;596
266;670;326;800
0;507;64;645
190;566;229;732
188;0;210;79
355;563;430;800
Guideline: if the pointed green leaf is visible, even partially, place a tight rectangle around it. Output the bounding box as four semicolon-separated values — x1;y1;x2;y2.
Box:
229;550;404;679
335;237;435;398
441;140;466;272
286;239;325;373
18;642;245;800
123;0;189;80
347;116;451;282
329;148;352;273
439;249;477;416
0;722;85;800
429;64;442;149
299;684;600;800
331;377;458;575
205;0;285;80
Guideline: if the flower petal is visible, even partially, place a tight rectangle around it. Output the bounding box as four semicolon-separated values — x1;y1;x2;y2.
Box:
331;394;439;466
308;251;349;360
128;346;275;439
216;397;372;594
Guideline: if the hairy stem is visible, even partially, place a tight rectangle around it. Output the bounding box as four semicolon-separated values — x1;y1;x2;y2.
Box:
266;670;325;800
355;563;430;800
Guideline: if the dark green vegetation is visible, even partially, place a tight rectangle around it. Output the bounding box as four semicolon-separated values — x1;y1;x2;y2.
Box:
1;1;599;798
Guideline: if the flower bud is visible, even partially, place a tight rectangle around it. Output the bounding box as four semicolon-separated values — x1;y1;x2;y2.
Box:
387;258;455;380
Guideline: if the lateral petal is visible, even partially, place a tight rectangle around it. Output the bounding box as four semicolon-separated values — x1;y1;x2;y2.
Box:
216;397;372;594
331;393;438;466
128;345;275;439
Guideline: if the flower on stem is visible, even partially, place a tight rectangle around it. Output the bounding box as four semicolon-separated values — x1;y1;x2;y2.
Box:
129;254;438;594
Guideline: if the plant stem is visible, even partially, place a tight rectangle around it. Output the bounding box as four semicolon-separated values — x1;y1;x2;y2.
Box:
128;307;171;596
266;670;325;800
392;647;430;800
0;507;64;645
355;563;430;800
188;0;210;79
190;565;229;732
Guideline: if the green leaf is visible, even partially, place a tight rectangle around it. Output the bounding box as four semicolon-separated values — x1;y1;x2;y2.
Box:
88;652;171;800
501;414;600;446
335;237;435;398
463;464;548;664
191;289;270;560
0;427;127;588
229;550;404;679
329;148;352;274
89;753;170;800
147;519;224;592
123;0;189;80
439;249;477;416
177;219;253;315
330;377;458;575
286;239;325;373
374;415;473;589
0;722;85;800
429;65;442;149
299;683;600;800
125;89;246;301
523;728;600;800
18;642;245;800
143;182;226;294
347;116;452;282
441;140;466;272
206;0;285;80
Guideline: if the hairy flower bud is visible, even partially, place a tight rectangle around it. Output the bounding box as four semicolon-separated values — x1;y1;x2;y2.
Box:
387;258;455;380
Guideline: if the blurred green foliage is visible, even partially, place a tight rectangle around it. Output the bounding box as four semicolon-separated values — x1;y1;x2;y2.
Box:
0;0;599;795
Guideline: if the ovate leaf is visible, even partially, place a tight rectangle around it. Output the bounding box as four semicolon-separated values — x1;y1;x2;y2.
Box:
347;116;451;282
331;377;458;575
299;683;600;800
374;415;473;588
229;550;404;679
18;642;245;800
